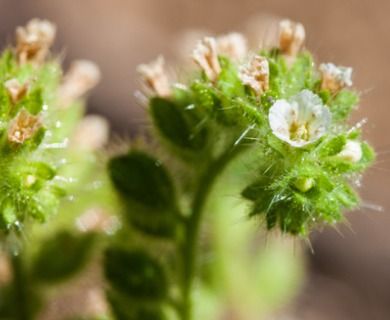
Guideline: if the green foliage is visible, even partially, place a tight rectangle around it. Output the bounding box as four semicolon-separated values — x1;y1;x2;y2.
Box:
328;90;359;121
107;36;375;319
0;47;89;235
108;151;179;238
104;248;170;320
150;97;209;152
105;248;167;300
107;289;167;320
31;230;97;283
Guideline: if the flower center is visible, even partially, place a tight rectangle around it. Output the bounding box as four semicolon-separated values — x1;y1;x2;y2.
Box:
290;122;309;141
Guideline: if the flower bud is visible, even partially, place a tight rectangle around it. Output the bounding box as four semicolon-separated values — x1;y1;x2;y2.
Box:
336;140;362;163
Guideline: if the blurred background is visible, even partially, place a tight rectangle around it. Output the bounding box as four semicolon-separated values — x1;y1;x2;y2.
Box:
1;0;389;319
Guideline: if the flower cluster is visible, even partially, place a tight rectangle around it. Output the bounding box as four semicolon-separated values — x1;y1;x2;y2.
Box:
136;19;374;236
0;19;100;235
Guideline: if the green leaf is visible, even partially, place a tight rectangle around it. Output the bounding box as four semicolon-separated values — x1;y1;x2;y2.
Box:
20;88;44;115
32;230;96;283
108;151;179;238
108;151;175;210
104;248;167;300
107;290;166;320
150;97;208;151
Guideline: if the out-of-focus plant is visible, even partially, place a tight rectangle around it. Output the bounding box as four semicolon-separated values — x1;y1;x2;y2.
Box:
0;19;111;320
106;19;374;320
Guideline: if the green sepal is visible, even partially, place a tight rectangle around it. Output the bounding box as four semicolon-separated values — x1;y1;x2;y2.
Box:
317;135;347;157
13;88;44;117
22;127;46;152
31;162;56;180
285;52;315;97
317;89;331;105
0;50;15;75
328;90;359;121
104;248;168;300
28;187;64;222
217;56;245;98
190;80;220;115
150;97;209;151
31;230;97;284
1;198;17;225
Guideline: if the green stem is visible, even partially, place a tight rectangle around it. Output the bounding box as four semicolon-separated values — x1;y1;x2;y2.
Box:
180;146;244;320
10;251;33;320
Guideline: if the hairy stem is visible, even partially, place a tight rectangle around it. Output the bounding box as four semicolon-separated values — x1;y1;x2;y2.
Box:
180;145;245;320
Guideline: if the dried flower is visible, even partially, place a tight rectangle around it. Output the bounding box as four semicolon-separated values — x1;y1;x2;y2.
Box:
279;19;305;59
4;79;29;104
192;37;221;82
16;18;56;65
336;140;362;162
59;60;101;104
217;32;248;61
8;108;42;144
319;63;353;92
137;56;172;98
269;89;331;147
238;55;269;96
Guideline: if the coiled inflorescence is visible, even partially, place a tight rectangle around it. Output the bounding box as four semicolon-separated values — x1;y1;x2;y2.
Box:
137;19;374;236
0;19;100;236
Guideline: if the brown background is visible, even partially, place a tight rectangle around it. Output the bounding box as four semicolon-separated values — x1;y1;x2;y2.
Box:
1;0;389;319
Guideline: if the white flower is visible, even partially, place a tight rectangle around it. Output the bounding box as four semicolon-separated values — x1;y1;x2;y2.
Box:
319;63;353;92
269;90;331;147
16;19;56;65
137;56;171;98
192;37;221;82
216;33;247;61
279;19;305;62
336;140;362;162
238;55;269;96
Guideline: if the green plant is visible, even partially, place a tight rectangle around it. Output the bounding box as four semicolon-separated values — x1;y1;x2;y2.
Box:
0;19;108;320
0;18;375;320
106;20;374;320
